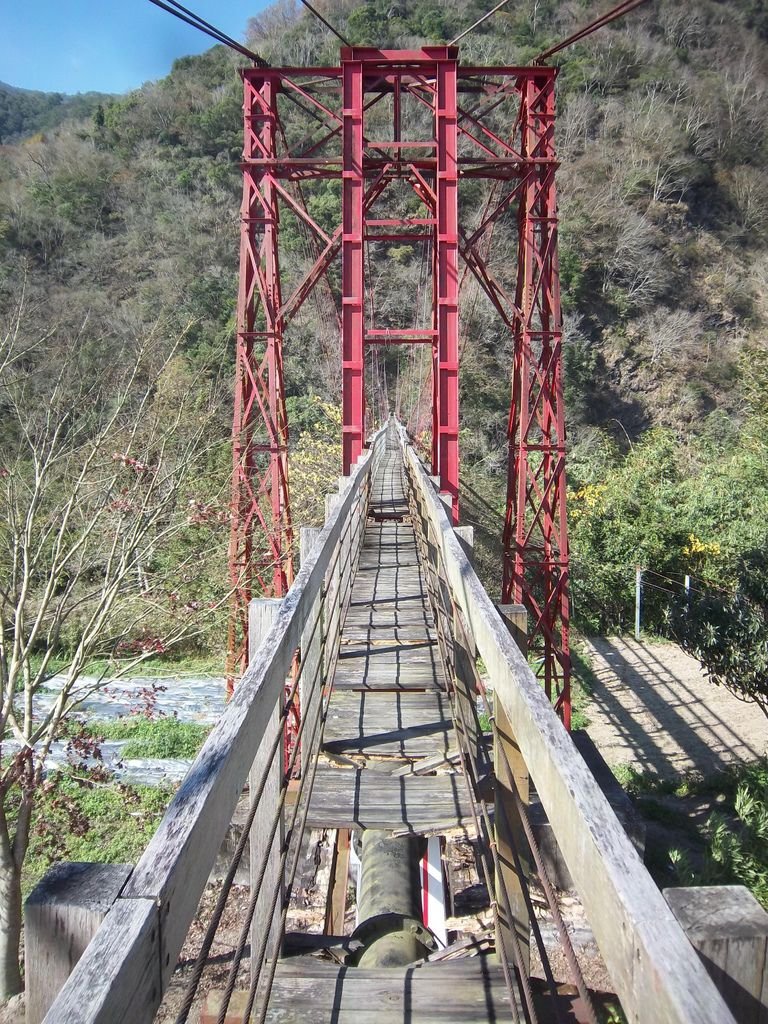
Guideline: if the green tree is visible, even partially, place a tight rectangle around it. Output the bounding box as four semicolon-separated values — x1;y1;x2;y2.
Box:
0;302;226;998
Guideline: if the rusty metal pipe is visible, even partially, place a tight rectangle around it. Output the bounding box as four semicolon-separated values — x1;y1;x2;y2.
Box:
351;831;434;967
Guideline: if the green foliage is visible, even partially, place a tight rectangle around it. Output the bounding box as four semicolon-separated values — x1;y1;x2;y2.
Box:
0;82;113;143
81;717;209;759
21;768;172;895
669;759;768;908
289;400;343;530
670;590;768;719
568;429;687;632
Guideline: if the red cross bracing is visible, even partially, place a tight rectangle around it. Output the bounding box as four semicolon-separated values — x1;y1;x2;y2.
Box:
227;47;571;727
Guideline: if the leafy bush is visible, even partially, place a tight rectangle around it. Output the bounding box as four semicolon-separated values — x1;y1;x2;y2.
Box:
670;759;768;908
21;768;172;895
670;590;768;720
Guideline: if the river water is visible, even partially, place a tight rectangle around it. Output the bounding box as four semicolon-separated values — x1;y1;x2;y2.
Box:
11;675;228;786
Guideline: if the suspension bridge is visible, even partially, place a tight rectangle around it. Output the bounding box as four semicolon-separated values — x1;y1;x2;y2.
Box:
27;5;763;1023
35;424;736;1024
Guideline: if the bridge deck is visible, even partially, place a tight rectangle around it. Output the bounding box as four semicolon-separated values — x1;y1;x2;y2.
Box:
261;960;512;1023
311;440;467;832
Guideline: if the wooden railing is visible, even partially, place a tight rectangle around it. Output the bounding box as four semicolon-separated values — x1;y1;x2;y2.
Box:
397;425;736;1024
42;430;386;1024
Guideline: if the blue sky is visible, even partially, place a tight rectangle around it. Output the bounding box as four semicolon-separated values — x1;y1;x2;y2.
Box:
1;1;269;95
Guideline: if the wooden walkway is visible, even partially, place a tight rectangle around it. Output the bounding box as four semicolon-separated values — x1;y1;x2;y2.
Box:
264;436;512;1021
313;437;471;834
261;960;512;1023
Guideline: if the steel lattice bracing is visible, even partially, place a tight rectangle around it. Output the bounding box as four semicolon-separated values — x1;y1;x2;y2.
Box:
227;74;294;691
226;53;571;723
502;71;571;725
340;48;460;520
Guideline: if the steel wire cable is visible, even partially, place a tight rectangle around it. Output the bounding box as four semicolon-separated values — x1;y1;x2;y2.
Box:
406;471;556;1024
417;531;567;1023
644;567;736;599
172;465;375;1023
449;0;513;46
640;580;678;598
245;477;380;1023
406;453;600;1023
533;0;652;64
214;472;374;1023
146;0;268;65
494;736;600;1024
457;620;598;1021
297;0;351;46
219;659;329;1024
172;524;342;1022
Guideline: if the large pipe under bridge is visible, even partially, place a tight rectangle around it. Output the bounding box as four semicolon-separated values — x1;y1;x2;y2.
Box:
41;422;736;1024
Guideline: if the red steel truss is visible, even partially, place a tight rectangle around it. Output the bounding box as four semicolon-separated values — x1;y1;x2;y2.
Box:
227;74;294;690
227;52;571;724
502;72;570;725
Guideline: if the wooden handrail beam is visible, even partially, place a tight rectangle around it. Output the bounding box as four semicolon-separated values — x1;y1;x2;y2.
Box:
397;425;736;1024
43;429;387;1024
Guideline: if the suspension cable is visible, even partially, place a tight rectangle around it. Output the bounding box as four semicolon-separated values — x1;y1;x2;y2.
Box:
297;0;352;47
407;456;601;1023
533;0;652;64
146;0;268;65
449;0;513;46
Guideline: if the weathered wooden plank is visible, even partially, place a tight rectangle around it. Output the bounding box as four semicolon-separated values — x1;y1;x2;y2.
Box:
332;680;443;692
494;604;530;976
340;625;438;644
26;862;132;1024
323;691;455;758
401;431;737;1024
324;829;350;935
254;958;521;1023
664;885;768;1024
308;767;473;830
249;598;284;976
42;898;160;1024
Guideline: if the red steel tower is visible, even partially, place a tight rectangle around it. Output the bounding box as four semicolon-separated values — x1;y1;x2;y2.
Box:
227;51;571;723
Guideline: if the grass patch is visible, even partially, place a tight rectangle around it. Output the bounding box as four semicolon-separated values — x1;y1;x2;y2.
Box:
610;763;681;795
82;717;209;759
30;651;224;679
570;640;598;730
22;769;173;896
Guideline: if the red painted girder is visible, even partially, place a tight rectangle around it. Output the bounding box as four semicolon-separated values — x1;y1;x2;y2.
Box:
341;57;365;473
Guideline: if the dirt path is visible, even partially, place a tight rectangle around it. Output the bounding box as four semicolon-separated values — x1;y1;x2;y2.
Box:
583;637;767;778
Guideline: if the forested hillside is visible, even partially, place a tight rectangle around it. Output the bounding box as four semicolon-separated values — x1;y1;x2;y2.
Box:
0;82;112;143
2;0;768;652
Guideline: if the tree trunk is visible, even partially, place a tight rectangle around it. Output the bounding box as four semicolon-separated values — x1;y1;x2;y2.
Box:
0;848;23;999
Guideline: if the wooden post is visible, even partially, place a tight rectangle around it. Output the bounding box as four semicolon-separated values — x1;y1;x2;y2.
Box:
25;862;132;1024
324;490;342;670
248;598;284;983
337;476;354;614
664;885;768;1024
451;528;482;779
300;527;322;777
494;603;529;975
635;566;643;640
324;829;351;935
